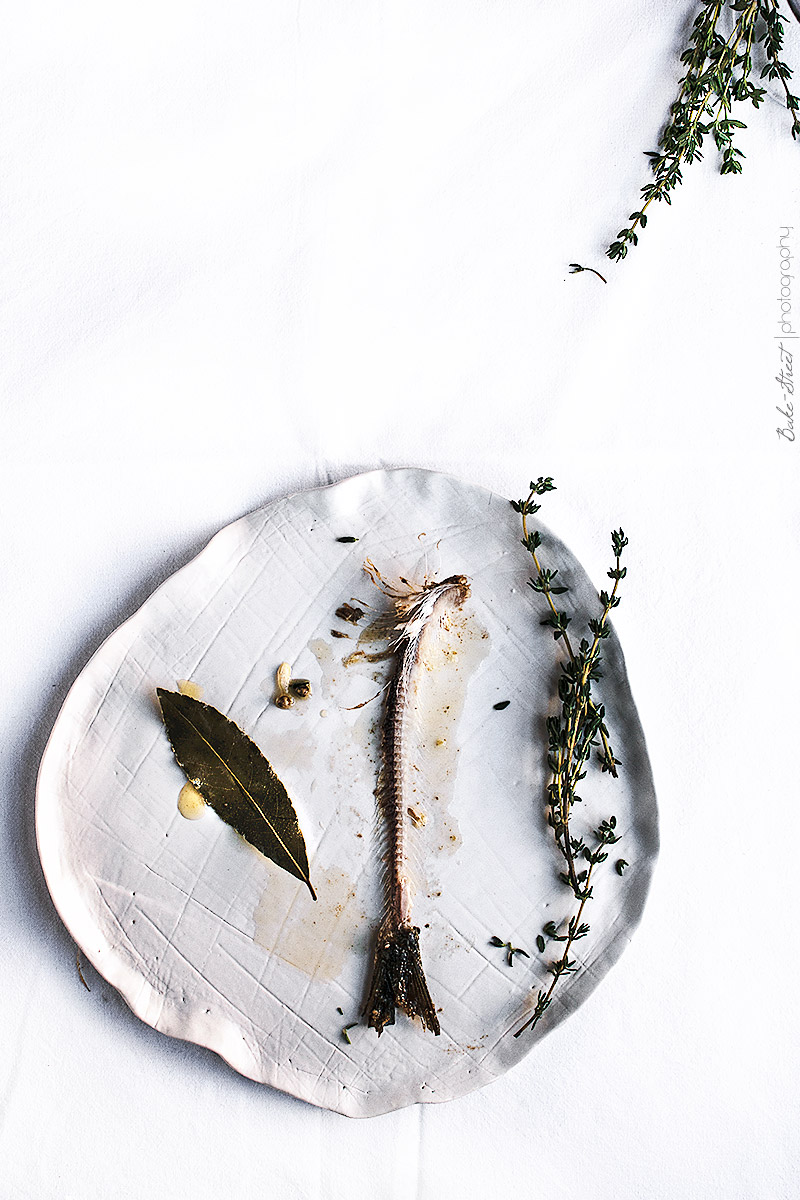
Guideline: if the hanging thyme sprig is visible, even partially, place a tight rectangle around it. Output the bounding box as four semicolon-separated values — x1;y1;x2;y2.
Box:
607;0;799;262
510;479;627;1035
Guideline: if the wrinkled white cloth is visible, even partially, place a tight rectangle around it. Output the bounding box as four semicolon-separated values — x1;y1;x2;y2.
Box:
1;2;799;1197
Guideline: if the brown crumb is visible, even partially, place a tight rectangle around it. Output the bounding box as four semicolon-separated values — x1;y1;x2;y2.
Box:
335;603;365;625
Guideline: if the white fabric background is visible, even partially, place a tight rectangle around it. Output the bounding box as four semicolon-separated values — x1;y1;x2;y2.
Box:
2;1;799;1196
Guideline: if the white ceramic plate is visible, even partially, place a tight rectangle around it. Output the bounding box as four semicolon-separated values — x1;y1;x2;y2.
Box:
36;468;658;1117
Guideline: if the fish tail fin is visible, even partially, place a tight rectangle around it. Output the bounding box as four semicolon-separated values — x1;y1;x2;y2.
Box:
364;922;440;1036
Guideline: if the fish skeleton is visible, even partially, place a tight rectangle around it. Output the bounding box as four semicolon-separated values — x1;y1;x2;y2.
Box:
362;565;472;1037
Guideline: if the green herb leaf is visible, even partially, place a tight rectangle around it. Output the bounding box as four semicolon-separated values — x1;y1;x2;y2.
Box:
157;688;316;900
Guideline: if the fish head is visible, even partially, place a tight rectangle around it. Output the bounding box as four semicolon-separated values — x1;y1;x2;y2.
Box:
438;574;471;606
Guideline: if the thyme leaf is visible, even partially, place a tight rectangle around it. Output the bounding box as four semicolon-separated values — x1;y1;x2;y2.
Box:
490;937;530;966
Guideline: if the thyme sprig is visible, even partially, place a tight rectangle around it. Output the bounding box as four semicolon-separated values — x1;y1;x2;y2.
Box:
568;262;608;284
515;818;621;1037
510;479;627;1035
608;0;800;262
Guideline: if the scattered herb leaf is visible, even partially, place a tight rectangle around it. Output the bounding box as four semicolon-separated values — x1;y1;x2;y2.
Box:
490;937;530;966
616;859;629;876
336;536;359;543
157;688;316;900
493;700;511;711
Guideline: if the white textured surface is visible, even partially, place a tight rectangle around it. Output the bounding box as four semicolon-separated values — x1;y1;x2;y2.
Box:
2;0;799;1193
36;469;657;1116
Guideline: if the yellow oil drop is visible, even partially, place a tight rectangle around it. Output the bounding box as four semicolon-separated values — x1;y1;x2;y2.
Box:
178;781;206;820
177;679;204;701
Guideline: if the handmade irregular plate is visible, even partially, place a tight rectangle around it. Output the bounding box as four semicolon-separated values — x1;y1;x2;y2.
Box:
36;468;658;1118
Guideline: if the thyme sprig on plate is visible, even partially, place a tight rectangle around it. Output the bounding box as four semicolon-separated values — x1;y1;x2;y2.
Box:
517;817;622;1037
608;0;800;262
510;479;627;1035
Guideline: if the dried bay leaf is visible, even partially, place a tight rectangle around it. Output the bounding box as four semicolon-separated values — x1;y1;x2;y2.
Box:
157;688;316;900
